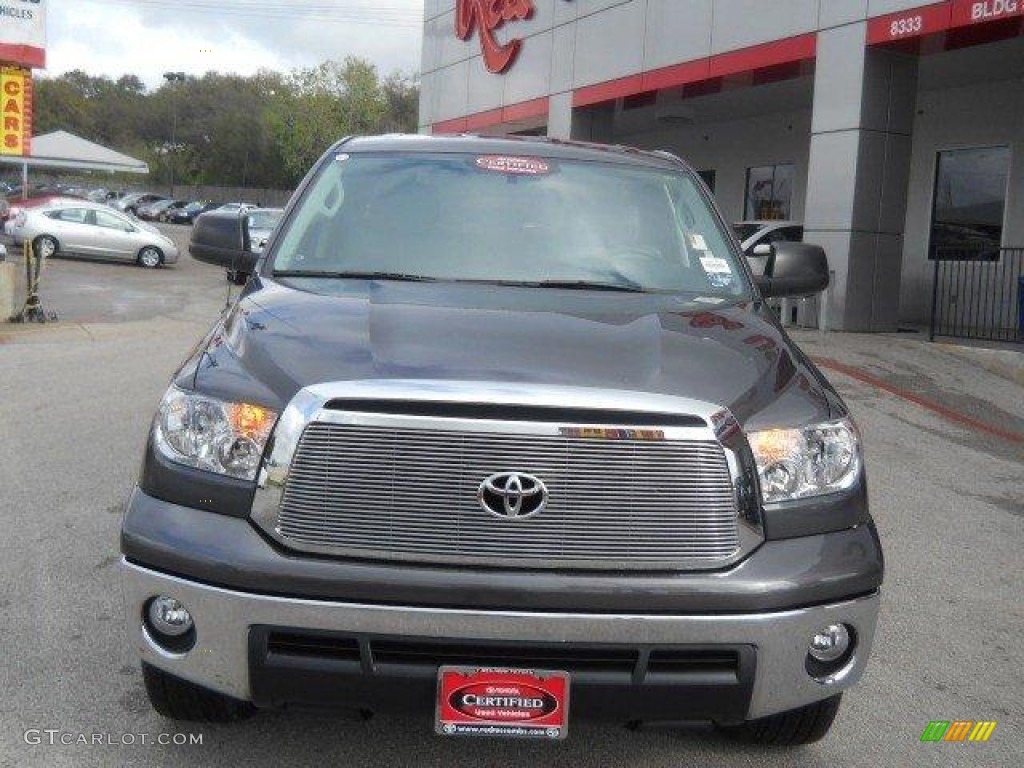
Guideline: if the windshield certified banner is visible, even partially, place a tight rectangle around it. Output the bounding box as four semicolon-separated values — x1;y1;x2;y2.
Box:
0;0;45;68
0;65;31;155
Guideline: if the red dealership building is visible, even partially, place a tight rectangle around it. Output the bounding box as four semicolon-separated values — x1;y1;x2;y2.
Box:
419;1;1024;334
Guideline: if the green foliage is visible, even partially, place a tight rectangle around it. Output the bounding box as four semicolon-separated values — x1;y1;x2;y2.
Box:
32;58;419;190
267;57;414;184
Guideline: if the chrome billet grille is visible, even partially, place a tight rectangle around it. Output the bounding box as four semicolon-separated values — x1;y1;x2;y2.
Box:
275;422;740;569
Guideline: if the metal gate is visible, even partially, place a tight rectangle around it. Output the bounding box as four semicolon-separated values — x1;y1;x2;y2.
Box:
929;247;1024;344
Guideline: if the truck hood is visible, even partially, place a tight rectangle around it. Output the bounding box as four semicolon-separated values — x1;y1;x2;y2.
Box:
191;278;840;430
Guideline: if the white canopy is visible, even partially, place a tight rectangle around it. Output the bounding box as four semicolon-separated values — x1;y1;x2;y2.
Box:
0;130;149;174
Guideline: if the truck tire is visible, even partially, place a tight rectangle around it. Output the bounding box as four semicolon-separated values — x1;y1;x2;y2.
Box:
142;663;255;722
716;694;841;746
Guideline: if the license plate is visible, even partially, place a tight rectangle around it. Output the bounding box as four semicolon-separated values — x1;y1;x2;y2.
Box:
436;666;570;740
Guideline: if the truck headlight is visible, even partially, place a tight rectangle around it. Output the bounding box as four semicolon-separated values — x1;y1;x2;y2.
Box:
748;418;861;503
154;387;277;480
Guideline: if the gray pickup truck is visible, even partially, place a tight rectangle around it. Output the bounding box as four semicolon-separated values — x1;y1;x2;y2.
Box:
121;135;882;746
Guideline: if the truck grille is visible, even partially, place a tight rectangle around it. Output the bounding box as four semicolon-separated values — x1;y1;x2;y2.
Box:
274;421;740;569
258;629;749;682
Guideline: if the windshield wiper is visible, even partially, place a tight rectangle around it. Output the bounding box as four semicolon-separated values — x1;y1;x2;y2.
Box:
272;272;651;292
272;270;439;282
491;279;650;293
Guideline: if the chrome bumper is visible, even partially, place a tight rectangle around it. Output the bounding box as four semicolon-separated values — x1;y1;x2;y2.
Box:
122;559;880;720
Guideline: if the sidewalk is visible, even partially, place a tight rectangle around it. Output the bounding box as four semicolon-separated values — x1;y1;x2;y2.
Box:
934;339;1024;387
789;328;1023;458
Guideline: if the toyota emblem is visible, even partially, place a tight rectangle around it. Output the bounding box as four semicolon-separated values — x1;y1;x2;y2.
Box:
478;472;548;519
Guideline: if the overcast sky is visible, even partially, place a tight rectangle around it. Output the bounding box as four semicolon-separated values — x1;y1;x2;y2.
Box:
43;0;425;88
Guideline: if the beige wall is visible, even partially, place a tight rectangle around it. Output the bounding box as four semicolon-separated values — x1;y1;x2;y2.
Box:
608;104;813;226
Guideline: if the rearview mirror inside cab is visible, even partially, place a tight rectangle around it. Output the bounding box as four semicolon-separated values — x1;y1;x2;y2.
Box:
755;242;829;299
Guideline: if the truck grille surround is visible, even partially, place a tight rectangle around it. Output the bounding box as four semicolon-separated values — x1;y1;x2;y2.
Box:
269;416;744;570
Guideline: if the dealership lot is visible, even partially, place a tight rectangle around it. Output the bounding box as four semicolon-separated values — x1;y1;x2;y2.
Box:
2;224;225;325
0;241;1021;768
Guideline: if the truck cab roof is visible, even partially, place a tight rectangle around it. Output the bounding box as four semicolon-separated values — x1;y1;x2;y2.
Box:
337;133;688;172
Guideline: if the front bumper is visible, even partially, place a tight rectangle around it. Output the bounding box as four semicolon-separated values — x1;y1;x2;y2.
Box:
161;244;180;264
123;559;879;721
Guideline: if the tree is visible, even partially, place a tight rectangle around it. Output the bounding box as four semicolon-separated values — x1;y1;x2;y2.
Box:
31;59;419;190
33;77;94;137
269;57;419;185
381;72;420;133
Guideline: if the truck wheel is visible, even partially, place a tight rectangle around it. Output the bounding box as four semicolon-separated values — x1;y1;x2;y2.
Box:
142;663;255;722
716;694;841;746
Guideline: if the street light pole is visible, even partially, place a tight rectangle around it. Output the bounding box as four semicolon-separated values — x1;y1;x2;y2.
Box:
163;71;186;197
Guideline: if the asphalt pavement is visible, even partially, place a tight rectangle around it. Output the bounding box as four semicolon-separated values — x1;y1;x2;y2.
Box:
0;235;1021;767
3;223;231;324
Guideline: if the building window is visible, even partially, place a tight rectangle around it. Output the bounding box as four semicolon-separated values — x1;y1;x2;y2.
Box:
697;170;716;193
930;146;1010;261
744;164;794;221
623;91;657;110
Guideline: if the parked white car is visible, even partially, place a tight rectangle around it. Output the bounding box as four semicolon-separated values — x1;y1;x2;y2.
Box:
218;202;258;213
9;201;179;267
733;221;804;276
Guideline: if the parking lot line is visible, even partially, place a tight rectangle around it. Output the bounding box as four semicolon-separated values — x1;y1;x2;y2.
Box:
814;357;1024;445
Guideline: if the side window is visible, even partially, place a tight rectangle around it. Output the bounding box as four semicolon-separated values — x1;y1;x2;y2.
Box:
761;228;791;246
930;146;1009;260
744;164;795;220
748;227;789;257
94;210;129;230
48;208;88;223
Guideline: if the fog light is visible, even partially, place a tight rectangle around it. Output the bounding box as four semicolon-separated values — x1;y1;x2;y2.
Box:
148;596;193;637
144;596;196;654
808;624;851;663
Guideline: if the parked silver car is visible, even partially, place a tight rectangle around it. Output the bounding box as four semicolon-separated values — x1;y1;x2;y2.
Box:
10;202;179;267
218;202;258;213
245;207;283;254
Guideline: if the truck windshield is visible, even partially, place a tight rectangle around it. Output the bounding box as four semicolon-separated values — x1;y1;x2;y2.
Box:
271;152;748;297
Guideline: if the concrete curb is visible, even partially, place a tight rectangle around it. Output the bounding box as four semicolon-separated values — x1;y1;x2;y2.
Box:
788;329;1024;389
0;261;15;321
0;316;211;345
0;321;93;344
937;342;1024;387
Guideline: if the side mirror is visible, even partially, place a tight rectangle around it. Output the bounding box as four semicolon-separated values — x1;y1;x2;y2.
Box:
751;243;772;257
755;242;829;298
189;210;257;279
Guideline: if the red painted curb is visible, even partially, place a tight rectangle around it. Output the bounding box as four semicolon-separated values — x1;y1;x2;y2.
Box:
813;357;1024;445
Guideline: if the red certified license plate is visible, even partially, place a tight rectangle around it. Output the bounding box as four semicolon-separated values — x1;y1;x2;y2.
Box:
436;667;570;740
